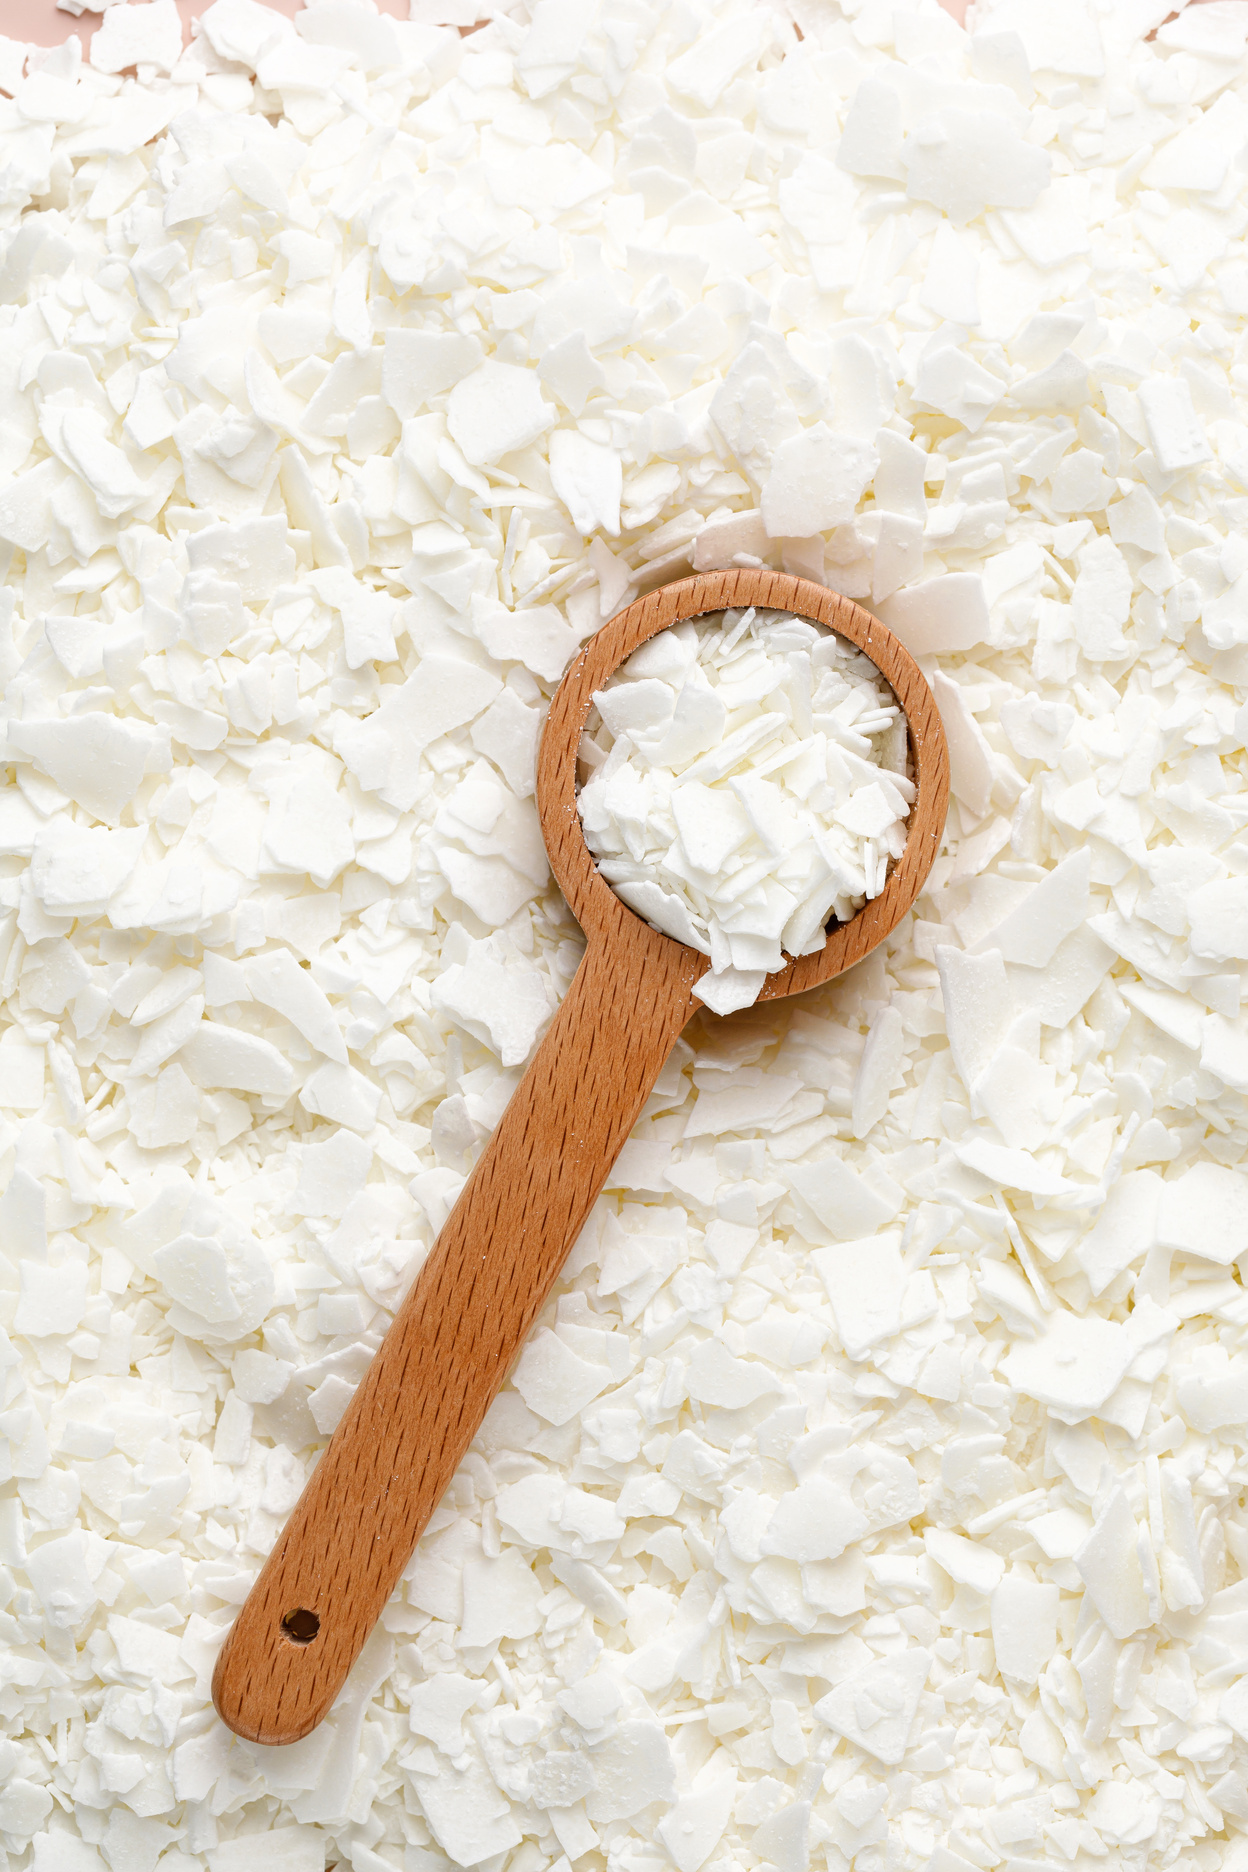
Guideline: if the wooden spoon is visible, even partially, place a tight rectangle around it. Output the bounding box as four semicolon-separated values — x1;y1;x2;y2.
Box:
212;567;949;1745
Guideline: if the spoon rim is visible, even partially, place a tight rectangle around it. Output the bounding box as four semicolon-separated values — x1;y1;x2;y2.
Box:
537;567;950;1005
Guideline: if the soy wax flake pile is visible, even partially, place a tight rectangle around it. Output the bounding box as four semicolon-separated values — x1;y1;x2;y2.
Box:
580;608;912;1014
8;0;1248;1869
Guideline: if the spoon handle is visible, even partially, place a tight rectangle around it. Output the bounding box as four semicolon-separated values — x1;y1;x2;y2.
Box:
212;931;699;1746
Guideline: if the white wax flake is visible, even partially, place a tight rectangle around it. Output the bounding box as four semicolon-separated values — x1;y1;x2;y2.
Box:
13;1254;88;1336
656;1756;735;1872
6;2;1248;1867
512;1327;612;1426
1074;1486;1153;1640
924;1527;1004;1595
812;1231;906;1356
1156;1161;1248;1263
814;1649;931;1764
448;361;556;468
876;572;990;656
580;609;911;1014
244;950;346;1063
9;715;168;826
407;1672;481;1756
432;930;557;1069
761;425;879;538
1001;1304;1175;1423
207;1830;323;1872
991;1574;1060;1685
26;1531;98;1630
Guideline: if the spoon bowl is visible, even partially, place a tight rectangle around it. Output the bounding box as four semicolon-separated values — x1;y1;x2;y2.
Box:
212;568;949;1747
542;567;948;1004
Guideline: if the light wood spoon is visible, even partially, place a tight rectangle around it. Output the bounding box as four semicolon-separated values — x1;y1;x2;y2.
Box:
212;567;950;1745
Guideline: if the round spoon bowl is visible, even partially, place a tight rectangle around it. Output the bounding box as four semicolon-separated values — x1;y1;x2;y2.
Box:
539;565;949;1003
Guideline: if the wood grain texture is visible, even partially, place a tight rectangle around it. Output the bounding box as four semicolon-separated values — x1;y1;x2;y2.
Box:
212;570;949;1746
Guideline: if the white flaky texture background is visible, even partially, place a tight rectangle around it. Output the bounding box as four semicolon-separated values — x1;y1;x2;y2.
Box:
0;0;1247;1869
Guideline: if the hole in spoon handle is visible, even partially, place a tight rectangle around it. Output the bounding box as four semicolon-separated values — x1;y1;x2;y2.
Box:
212;935;698;1746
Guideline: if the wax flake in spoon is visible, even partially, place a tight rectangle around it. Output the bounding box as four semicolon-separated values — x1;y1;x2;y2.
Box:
578;608;913;1014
